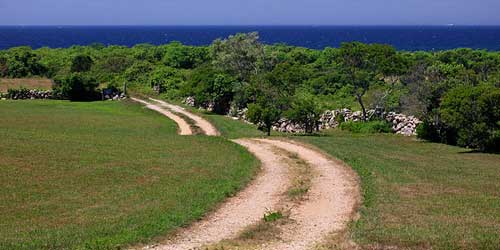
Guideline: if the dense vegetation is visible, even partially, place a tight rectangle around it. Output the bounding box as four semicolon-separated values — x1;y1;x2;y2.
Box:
1;33;499;150
0;100;258;250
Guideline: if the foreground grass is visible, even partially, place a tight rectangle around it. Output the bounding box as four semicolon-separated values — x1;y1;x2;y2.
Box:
0;100;258;250
297;130;500;250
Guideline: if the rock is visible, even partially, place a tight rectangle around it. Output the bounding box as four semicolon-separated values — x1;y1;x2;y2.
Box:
184;96;195;107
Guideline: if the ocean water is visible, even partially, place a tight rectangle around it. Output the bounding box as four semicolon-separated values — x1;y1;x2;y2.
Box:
1;26;500;51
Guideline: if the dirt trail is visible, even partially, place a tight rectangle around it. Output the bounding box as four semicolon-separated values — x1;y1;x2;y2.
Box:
145;139;291;250
149;98;220;136
130;97;192;135
131;97;360;250
256;139;360;250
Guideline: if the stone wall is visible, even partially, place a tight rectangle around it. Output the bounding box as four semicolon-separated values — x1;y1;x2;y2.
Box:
263;108;421;136
3;89;53;100
318;109;422;136
183;97;422;136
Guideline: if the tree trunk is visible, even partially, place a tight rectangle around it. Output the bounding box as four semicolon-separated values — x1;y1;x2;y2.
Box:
267;126;271;136
357;94;367;121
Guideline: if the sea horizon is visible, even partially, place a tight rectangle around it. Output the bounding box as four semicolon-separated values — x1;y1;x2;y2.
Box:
1;25;500;51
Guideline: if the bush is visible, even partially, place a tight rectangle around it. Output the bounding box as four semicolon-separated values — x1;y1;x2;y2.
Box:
440;85;500;152
340;120;392;134
53;74;99;101
7;87;30;99
416;120;441;142
71;55;93;73
285;93;322;134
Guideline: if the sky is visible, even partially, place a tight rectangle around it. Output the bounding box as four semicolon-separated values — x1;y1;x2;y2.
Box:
0;0;499;26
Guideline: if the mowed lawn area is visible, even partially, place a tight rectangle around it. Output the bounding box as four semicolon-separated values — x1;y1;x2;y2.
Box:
297;130;500;250
0;78;53;92
0;100;258;250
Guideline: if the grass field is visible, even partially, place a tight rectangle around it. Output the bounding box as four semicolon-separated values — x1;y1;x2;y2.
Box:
0;78;53;92
0;100;259;250
298;131;500;250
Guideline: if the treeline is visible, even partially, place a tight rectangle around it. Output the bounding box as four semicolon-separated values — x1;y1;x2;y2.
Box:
1;33;499;151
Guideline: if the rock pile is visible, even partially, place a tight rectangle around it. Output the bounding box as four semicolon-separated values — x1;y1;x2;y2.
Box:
183;96;196;107
5;89;52;100
385;112;422;136
234;107;421;136
272;118;306;133
104;92;126;101
317;109;422;136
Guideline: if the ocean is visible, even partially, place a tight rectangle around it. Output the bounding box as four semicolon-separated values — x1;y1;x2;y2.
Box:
1;26;500;51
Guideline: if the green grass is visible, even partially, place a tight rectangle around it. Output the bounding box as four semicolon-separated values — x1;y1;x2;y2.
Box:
0;100;259;250
297;130;500;250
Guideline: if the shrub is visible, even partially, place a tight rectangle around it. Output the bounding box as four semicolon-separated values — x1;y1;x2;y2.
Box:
285;93;322;134
416;120;441;142
7;87;30;99
53;74;99;101
71;55;93;73
340;120;392;134
440;85;500;152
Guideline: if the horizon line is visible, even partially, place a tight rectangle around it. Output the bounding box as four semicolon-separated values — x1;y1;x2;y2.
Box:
2;24;500;27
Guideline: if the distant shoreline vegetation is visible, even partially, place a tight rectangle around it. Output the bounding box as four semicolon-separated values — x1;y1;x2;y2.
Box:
1;32;499;152
1;25;500;51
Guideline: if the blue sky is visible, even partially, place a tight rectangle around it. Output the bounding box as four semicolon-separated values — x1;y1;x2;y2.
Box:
1;0;499;25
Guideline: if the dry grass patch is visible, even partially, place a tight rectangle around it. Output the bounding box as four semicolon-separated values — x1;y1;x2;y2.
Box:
282;151;313;201
0;78;53;92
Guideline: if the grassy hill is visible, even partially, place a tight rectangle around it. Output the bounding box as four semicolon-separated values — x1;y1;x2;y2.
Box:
0;100;258;250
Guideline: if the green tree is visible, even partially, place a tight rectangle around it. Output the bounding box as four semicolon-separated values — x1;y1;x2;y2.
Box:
246;78;284;136
53;73;99;101
440;85;500;152
163;42;208;69
211;32;264;81
338;42;374;120
5;47;46;77
285;93;322;134
124;61;154;83
70;55;93;72
247;101;281;136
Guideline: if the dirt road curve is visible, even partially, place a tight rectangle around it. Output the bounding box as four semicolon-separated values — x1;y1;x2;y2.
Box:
149;98;220;136
131;97;360;250
256;139;360;250
144;139;291;250
130;97;192;135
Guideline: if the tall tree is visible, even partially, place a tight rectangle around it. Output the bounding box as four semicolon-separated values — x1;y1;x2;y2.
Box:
211;32;264;82
338;42;373;120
